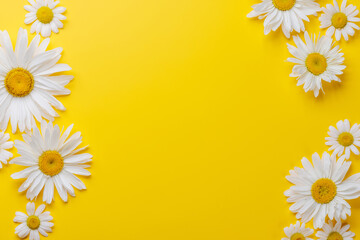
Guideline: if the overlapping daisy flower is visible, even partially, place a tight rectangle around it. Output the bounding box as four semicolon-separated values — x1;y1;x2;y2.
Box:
320;0;360;41
284;152;360;229
282;221;313;240
287;31;345;97
316;221;355;240
0;131;13;168
25;0;66;37
326;119;360;159
247;0;320;38
11;120;92;204
14;202;54;240
0;28;72;133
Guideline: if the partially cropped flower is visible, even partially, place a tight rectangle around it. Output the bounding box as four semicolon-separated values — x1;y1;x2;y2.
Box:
0;28;72;133
326;119;360;159
316;221;355;240
282;221;314;240
24;0;66;37
319;0;360;41
247;0;320;38
285;152;360;229
0;131;13;168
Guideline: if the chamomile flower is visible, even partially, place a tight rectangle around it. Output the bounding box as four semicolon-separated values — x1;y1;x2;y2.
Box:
247;0;320;38
326;119;360;160
316;221;355;240
282;221;314;240
11;120;92;204
24;0;66;37
14;202;53;240
0;131;13;168
319;0;360;41
287;31;345;97
0;28;72;133
284;152;360;229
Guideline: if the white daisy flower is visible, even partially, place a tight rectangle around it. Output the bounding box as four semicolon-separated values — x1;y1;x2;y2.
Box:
14;202;53;240
316;221;355;240
0;131;13;168
282;221;314;240
25;0;66;37
10;120;92;204
319;0;360;41
326;119;360;160
247;0;320;38
287;31;345;97
0;28;72;133
284;152;360;229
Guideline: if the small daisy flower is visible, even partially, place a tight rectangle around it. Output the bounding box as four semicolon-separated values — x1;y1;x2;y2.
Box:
11;120;92;204
0;131;13;168
282;221;314;240
287;31;345;97
0;28;72;133
285;152;360;229
247;0;320;38
326;119;360;160
14;202;53;240
316;221;355;240
25;0;66;37
319;0;360;41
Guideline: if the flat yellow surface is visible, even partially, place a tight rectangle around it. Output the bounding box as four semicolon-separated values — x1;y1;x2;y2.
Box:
0;0;360;239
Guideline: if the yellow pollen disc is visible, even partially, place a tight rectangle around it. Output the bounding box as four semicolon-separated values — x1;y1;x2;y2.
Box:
272;0;296;11
36;6;54;24
332;12;348;29
27;215;40;230
338;132;354;147
290;233;305;240
39;150;64;176
305;53;327;76
5;68;34;97
328;232;343;240
311;178;337;204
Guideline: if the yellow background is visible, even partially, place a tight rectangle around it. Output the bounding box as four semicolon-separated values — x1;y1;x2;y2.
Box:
0;0;360;239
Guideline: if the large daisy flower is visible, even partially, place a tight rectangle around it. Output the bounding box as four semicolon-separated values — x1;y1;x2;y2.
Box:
0;131;13;168
316;221;355;240
247;0;320;38
326;119;360;160
14;202;53;240
0;28;72;133
284;152;360;229
10;121;92;204
287;31;345;97
25;0;66;37
319;0;360;41
282;221;314;240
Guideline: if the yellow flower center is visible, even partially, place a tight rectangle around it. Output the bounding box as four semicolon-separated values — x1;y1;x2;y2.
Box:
290;233;305;240
36;6;54;24
311;178;337;204
332;12;348;29
305;53;328;76
39;150;64;176
338;132;354;147
5;68;34;97
27;215;40;230
328;232;343;240
273;0;296;11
